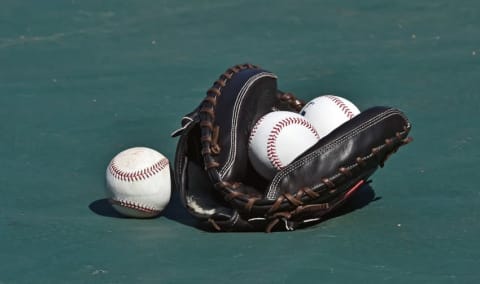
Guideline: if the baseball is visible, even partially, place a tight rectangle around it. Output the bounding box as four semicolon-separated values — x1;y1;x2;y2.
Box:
248;111;320;180
300;95;361;139
105;147;171;218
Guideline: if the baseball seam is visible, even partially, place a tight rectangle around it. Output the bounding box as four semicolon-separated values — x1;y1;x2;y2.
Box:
109;158;169;182
326;95;355;119
248;116;266;146
267;117;320;171
110;199;160;213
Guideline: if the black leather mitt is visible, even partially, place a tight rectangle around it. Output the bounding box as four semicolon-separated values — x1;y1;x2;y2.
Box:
172;64;412;232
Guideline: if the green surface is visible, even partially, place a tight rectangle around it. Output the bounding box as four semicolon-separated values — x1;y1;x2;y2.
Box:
1;0;479;283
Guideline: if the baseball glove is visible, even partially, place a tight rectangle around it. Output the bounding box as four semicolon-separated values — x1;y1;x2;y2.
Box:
172;63;412;232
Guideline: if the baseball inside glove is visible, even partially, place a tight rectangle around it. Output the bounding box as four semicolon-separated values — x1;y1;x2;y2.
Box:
172;64;412;232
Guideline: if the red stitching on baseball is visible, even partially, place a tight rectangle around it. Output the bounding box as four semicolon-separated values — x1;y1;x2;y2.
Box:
267;117;320;170
108;158;169;182
326;95;355;119
110;199;160;213
249;116;266;145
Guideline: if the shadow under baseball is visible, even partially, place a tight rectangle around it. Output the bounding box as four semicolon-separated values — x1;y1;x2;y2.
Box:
88;194;199;228
89;183;378;230
89;198;124;218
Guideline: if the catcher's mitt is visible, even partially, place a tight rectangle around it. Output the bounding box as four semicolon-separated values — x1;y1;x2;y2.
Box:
172;64;412;232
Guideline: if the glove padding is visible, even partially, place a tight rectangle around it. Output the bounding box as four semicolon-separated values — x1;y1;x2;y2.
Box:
172;64;412;232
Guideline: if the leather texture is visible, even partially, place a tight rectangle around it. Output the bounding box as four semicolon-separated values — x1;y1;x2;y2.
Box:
172;64;412;232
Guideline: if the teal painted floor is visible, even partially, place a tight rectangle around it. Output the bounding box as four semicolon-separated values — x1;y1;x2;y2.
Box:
1;1;479;283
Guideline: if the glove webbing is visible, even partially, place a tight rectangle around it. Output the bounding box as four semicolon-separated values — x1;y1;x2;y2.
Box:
265;179;366;232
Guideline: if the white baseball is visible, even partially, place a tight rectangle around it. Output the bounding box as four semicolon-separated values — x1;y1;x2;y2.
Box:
248;111;320;180
105;147;171;218
300;95;361;139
